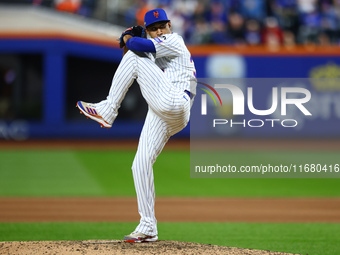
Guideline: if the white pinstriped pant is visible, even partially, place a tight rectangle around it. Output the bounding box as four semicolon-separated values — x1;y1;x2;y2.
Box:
96;50;192;236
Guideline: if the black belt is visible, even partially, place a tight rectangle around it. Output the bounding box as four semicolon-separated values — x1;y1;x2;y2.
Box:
184;90;194;99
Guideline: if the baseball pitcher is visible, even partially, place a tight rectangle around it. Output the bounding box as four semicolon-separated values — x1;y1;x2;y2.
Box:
76;8;197;242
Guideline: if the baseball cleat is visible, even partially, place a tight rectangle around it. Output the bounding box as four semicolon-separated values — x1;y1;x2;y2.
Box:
124;231;158;243
76;101;112;128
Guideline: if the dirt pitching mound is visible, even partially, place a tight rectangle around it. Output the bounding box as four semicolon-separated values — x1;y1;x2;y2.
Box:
0;240;299;255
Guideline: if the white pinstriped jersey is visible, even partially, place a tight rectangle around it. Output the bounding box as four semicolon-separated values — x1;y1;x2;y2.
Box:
148;33;197;95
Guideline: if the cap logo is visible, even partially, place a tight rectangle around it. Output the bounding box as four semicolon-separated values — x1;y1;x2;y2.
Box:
153;11;159;18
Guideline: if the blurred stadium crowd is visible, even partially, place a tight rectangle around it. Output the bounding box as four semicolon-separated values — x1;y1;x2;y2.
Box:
1;0;340;46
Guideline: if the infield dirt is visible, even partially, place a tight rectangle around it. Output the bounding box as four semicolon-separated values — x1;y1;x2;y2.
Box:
1;197;339;255
0;240;300;255
1;197;340;223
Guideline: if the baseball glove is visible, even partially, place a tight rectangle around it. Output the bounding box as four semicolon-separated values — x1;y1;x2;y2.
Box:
119;25;146;48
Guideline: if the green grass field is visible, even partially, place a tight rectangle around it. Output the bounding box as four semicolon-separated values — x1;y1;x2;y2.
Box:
1;148;339;255
1;150;340;197
1;222;339;255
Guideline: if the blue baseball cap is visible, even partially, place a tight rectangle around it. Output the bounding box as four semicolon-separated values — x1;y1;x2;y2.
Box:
144;8;170;27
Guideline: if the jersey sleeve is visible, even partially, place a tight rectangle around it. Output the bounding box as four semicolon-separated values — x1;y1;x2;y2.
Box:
150;34;182;58
126;37;156;53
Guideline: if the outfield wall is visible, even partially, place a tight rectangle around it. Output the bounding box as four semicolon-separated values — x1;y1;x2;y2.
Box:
1;35;340;140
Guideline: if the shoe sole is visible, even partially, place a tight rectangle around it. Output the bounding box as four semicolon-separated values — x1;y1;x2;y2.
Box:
76;102;111;129
124;235;158;243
